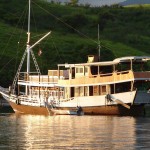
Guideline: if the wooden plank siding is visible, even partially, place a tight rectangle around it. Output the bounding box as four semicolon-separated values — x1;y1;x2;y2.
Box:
134;72;150;79
28;76;58;83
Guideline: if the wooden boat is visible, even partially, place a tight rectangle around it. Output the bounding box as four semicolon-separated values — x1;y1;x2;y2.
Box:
0;53;146;116
0;1;149;116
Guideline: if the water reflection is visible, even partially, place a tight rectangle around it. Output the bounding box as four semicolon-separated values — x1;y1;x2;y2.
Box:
0;114;150;149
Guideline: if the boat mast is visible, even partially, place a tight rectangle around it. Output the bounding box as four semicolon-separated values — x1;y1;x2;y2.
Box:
26;0;31;95
98;24;101;61
27;0;31;74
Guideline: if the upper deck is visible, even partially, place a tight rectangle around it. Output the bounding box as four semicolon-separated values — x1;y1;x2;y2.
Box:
58;70;134;87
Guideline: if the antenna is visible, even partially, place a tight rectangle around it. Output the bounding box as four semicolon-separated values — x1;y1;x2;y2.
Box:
98;24;101;61
27;0;31;44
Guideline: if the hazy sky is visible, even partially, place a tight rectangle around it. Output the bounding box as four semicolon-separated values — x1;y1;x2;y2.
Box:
78;0;125;6
47;0;126;6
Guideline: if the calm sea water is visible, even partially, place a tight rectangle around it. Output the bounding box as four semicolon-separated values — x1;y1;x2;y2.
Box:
0;114;150;150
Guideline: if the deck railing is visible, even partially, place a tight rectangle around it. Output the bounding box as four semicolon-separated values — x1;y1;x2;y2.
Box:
18;72;59;85
58;70;134;86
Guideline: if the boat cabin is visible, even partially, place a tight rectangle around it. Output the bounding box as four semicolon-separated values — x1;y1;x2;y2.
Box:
57;55;135;100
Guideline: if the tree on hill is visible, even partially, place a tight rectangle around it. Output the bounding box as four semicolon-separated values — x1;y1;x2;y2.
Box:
69;0;79;6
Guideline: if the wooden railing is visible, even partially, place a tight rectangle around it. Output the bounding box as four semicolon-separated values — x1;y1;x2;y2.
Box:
18;72;59;85
58;70;134;86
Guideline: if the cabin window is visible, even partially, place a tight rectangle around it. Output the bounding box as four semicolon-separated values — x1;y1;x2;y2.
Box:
115;82;131;93
71;68;75;79
71;87;74;97
110;84;115;94
80;68;83;73
76;68;79;73
100;85;107;95
99;66;113;74
89;86;93;96
76;67;83;73
116;63;130;72
102;86;106;94
90;66;98;75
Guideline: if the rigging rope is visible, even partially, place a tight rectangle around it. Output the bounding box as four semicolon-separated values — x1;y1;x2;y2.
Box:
32;1;98;44
14;4;29;76
0;0;115;74
0;3;28;61
0;57;15;73
51;36;64;62
32;0;114;52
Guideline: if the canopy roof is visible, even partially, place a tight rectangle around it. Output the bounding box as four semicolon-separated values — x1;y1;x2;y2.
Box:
114;56;150;63
58;56;150;68
58;61;119;68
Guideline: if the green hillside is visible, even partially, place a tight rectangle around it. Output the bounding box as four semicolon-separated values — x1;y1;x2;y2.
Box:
0;0;150;86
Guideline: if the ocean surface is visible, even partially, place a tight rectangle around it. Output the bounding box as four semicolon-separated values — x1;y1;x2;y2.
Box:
0;113;150;150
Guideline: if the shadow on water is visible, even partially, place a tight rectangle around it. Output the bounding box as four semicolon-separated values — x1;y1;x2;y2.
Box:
0;106;14;114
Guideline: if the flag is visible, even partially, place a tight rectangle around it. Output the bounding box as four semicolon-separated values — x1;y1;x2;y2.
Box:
38;49;42;56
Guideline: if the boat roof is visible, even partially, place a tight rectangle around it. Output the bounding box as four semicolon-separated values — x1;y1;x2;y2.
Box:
58;56;150;68
58;61;119;68
114;56;150;63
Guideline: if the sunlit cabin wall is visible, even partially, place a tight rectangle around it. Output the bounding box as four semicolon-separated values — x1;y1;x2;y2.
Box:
48;70;62;76
63;65;89;99
74;87;84;97
65;87;70;99
93;85;110;96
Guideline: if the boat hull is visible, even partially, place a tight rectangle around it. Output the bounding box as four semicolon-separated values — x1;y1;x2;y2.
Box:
0;90;144;116
52;104;145;116
1;97;145;116
0;98;14;113
0;105;14;113
8;101;49;116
